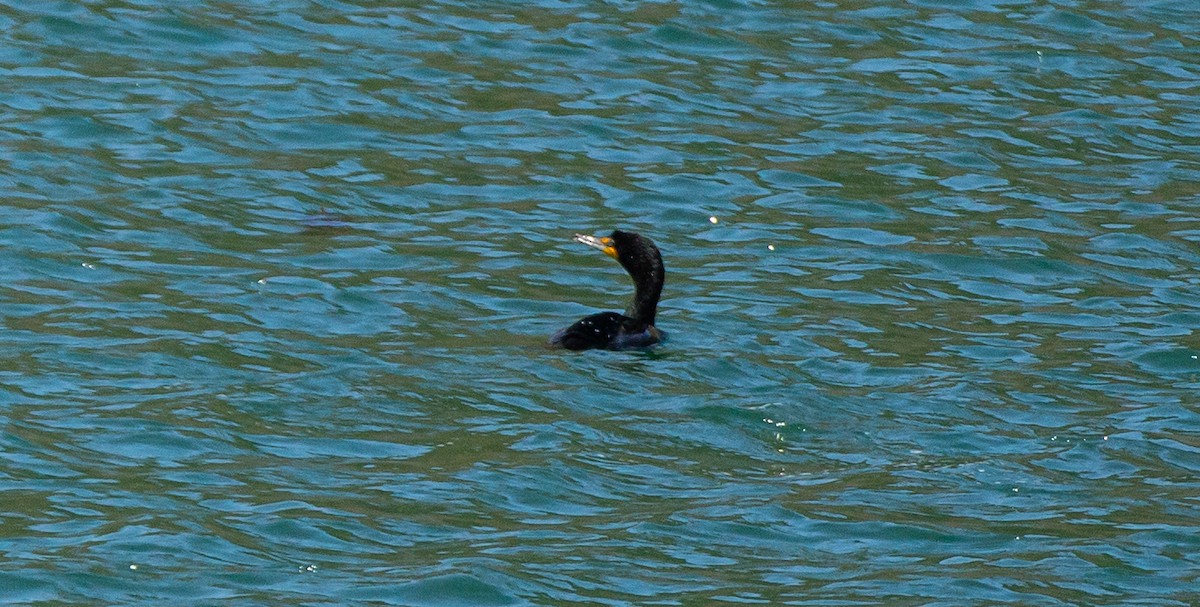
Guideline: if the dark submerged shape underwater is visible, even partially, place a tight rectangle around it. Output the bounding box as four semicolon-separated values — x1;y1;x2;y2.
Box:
550;230;666;351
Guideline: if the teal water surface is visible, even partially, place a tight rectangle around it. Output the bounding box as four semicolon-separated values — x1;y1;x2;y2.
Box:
2;1;1199;605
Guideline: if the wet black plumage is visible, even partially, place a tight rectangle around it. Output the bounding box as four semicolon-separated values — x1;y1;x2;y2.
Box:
549;230;666;351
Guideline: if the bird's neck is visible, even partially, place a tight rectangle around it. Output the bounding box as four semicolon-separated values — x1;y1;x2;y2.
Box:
624;265;663;327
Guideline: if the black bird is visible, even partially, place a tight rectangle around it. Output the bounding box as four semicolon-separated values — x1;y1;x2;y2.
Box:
550;230;666;351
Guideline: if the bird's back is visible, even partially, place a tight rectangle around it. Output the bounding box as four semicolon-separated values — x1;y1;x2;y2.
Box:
548;311;661;351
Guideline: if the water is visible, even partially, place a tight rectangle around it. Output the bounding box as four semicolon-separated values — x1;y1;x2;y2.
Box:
2;0;1199;604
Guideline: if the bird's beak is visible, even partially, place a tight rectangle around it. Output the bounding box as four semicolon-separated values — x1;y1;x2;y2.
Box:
574;234;618;260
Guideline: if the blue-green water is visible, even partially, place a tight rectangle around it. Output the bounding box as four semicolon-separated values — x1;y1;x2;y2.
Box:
3;1;1199;605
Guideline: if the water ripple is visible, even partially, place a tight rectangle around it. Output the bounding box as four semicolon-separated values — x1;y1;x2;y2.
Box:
3;0;1200;605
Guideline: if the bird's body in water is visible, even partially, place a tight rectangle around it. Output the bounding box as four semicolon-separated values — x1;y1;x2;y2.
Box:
549;230;665;351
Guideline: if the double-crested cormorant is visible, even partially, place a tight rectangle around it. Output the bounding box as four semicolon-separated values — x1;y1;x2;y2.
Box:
549;230;665;351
